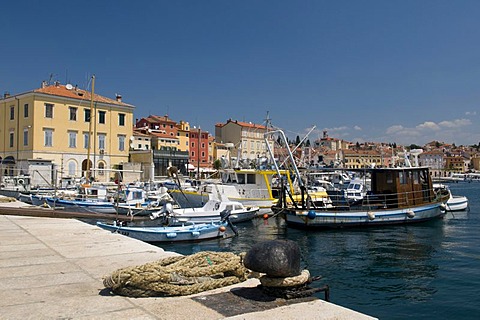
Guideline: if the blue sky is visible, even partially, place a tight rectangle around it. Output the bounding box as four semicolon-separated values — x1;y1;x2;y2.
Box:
2;0;480;146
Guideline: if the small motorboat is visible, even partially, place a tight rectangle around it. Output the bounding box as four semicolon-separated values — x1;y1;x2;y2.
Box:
150;195;260;225
434;184;469;211
96;220;231;243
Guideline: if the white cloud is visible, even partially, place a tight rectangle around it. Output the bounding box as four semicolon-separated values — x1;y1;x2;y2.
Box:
325;126;348;132
354;125;362;131
465;111;477;116
438;119;471;128
386;125;404;134
416;121;440;131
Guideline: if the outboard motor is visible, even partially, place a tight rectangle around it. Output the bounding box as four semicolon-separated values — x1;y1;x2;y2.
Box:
220;209;238;236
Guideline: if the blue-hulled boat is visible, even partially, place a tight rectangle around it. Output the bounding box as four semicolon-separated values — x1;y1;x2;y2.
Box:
266;129;447;229
96;220;230;242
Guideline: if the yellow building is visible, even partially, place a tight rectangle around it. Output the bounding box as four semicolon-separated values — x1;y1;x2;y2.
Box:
341;149;382;169
176;120;190;152
0;81;134;182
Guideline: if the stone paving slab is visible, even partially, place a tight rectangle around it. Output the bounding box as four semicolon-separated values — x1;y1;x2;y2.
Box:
0;210;377;320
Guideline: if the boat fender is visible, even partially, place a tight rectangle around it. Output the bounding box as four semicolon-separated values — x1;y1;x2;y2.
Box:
439;203;446;211
367;211;375;220
219;226;226;232
406;210;415;218
307;210;316;220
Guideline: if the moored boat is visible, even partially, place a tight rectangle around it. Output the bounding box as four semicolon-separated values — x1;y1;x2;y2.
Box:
96;220;230;242
434;183;469;211
150;195;260;225
266;129;446;229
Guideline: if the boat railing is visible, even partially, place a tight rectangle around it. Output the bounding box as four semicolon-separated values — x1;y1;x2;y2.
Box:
304;188;440;212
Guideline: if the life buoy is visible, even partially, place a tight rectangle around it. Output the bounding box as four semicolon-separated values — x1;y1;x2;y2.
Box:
17;179;24;185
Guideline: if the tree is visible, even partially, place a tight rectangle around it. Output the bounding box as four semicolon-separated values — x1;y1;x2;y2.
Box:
213;159;222;170
295;135;301;146
408;144;422;150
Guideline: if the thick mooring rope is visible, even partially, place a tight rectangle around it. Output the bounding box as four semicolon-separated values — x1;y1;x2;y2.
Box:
103;251;249;297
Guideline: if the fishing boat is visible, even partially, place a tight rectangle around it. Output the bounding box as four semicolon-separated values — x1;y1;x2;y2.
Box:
96;220;230;243
434;183;469;211
169;168;296;215
267;129;446;229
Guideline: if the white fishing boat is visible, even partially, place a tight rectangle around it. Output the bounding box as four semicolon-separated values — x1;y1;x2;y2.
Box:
434;184;469;211
267;129;446;229
96;220;230;243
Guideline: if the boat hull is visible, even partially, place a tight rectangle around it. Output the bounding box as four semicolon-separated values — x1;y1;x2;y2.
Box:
445;196;469;211
44;198;116;214
96;221;227;242
169;208;259;225
282;203;445;229
169;190;273;215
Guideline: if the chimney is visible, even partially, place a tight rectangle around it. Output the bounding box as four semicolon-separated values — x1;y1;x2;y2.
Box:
116;94;122;102
54;81;60;87
41;81;47;88
3;92;10;99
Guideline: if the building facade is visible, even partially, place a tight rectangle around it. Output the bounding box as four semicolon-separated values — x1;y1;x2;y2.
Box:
0;81;134;182
214;119;274;162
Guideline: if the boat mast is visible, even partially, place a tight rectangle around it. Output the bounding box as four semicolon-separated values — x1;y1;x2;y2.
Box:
86;75;95;182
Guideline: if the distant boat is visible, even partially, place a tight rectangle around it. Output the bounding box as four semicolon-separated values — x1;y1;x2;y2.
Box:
96;220;230;243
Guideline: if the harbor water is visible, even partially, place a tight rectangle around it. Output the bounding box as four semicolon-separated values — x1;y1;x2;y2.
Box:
157;182;480;320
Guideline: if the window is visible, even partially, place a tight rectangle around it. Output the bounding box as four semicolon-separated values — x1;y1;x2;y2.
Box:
118;135;126;151
84;109;91;122
9;131;14;147
202;143;205;148
69;107;77;121
10;106;14;120
68;132;77;148
83;133;89;149
45;103;54;118
98;162;105;176
23;129;28;146
24;104;29;118
118;113;125;126
68;161;76;176
98;111;106;124
98;133;106;150
44;129;53;147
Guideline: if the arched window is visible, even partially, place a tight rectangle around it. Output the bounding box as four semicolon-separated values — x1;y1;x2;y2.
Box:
68;161;77;176
98;162;105;176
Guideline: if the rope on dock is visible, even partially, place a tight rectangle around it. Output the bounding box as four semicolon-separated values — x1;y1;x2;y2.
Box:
103;251;249;297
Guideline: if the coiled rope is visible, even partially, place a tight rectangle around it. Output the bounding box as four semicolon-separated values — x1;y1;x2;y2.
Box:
103;251;249;297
